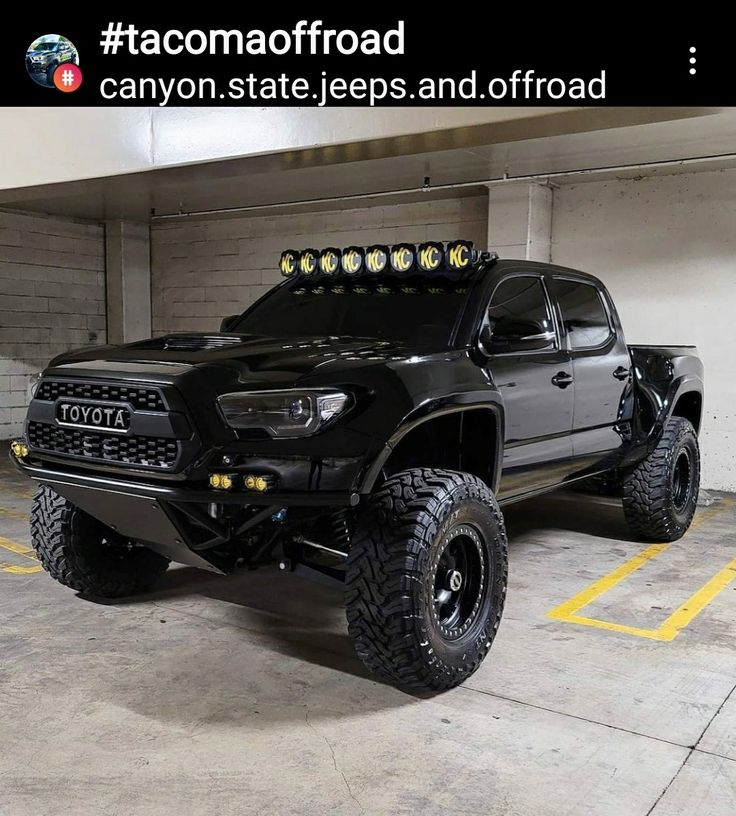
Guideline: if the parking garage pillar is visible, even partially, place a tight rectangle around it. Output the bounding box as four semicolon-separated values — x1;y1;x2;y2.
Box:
486;182;553;262
105;220;151;344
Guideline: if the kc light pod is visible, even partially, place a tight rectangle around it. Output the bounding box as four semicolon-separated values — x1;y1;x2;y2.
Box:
389;243;416;274
445;240;477;271
209;473;235;490
279;249;299;278
341;246;364;275
417;241;444;273
364;245;389;274
319;247;341;276
299;249;318;277
244;474;274;492
10;441;28;459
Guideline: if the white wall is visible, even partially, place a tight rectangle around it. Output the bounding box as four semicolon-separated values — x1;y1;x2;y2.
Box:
551;170;736;492
151;196;488;334
0;211;105;440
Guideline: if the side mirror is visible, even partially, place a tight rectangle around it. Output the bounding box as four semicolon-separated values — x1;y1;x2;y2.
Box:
477;323;494;358
220;314;240;333
481;317;555;355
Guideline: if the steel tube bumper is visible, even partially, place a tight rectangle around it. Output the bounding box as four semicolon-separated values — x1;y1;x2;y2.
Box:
11;456;360;508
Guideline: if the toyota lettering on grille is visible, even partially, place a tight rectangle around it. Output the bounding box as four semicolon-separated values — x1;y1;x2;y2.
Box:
56;401;131;432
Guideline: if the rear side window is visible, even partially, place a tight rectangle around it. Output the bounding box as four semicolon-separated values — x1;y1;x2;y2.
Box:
554;279;612;350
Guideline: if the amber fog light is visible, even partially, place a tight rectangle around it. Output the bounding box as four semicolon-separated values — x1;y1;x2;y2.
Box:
11;441;29;459
209;473;235;490
244;474;275;492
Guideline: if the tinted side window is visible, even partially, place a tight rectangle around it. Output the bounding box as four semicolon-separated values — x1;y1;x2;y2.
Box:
488;276;555;352
554;280;611;350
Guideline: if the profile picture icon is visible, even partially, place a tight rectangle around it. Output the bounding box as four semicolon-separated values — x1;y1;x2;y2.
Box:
26;34;79;88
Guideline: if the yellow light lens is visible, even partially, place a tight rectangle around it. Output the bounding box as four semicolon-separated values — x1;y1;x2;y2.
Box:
365;245;389;274
417;242;444;272
446;240;475;271
299;249;318;276
244;475;256;490
10;442;28;459
390;244;415;273
319;248;340;275
341;246;364;275
279;250;299;277
254;476;268;492
210;473;235;490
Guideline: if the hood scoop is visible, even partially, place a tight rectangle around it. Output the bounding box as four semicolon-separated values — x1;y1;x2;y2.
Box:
135;333;247;352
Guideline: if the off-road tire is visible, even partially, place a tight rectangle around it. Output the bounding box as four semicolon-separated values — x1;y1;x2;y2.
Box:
622;417;700;542
31;485;169;598
345;468;508;692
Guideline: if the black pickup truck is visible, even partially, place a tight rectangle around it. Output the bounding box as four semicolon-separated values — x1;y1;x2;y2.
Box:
11;241;704;691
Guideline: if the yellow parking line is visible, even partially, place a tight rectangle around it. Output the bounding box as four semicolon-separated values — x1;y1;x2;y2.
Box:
688;498;736;531
0;486;34;500
547;543;667;621
547;499;736;641
0;562;43;574
657;558;736;639
0;536;38;561
0;506;29;522
0;535;42;575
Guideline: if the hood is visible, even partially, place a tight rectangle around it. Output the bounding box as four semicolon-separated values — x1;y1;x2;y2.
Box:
48;332;448;387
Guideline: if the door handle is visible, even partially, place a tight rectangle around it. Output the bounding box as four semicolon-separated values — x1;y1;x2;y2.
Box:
613;366;630;381
551;371;574;388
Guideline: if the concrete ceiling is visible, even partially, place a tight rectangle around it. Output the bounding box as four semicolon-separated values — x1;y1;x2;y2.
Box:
2;107;736;222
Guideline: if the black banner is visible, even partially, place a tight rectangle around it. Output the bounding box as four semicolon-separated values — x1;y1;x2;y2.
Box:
3;14;727;106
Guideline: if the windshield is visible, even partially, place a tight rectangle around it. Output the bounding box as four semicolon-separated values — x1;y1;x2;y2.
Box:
232;276;474;345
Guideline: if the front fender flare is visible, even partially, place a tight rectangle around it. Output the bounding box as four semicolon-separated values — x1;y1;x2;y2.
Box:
357;391;505;494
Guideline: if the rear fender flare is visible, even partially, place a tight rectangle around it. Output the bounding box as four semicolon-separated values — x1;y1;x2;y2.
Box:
638;373;704;448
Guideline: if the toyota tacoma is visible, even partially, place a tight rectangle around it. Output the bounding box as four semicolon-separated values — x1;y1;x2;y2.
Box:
11;241;704;691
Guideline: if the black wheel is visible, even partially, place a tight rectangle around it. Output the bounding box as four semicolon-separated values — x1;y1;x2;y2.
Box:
345;468;508;691
45;62;58;86
622;417;700;542
31;485;169;598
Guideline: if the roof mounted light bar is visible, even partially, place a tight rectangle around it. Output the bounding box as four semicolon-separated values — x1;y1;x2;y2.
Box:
280;241;494;278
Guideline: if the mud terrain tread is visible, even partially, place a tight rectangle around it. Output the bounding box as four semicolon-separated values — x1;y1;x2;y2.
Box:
30;485;169;598
622;417;699;542
345;468;507;691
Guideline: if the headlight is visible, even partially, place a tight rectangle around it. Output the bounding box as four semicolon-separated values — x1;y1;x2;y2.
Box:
217;389;351;437
27;372;43;402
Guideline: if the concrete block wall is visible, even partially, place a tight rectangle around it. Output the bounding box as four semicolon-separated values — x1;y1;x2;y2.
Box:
550;170;736;493
0;210;105;440
151;196;488;334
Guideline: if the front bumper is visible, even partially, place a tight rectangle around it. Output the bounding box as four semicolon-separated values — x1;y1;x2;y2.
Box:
12;456;360;508
12;454;359;573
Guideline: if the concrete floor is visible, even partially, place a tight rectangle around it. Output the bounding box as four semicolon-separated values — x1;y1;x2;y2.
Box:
1;458;735;816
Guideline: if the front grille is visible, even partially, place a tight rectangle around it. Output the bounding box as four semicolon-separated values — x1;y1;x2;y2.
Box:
28;422;179;469
37;380;166;411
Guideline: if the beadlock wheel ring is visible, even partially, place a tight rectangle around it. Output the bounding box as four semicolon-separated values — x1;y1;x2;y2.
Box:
430;523;488;641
